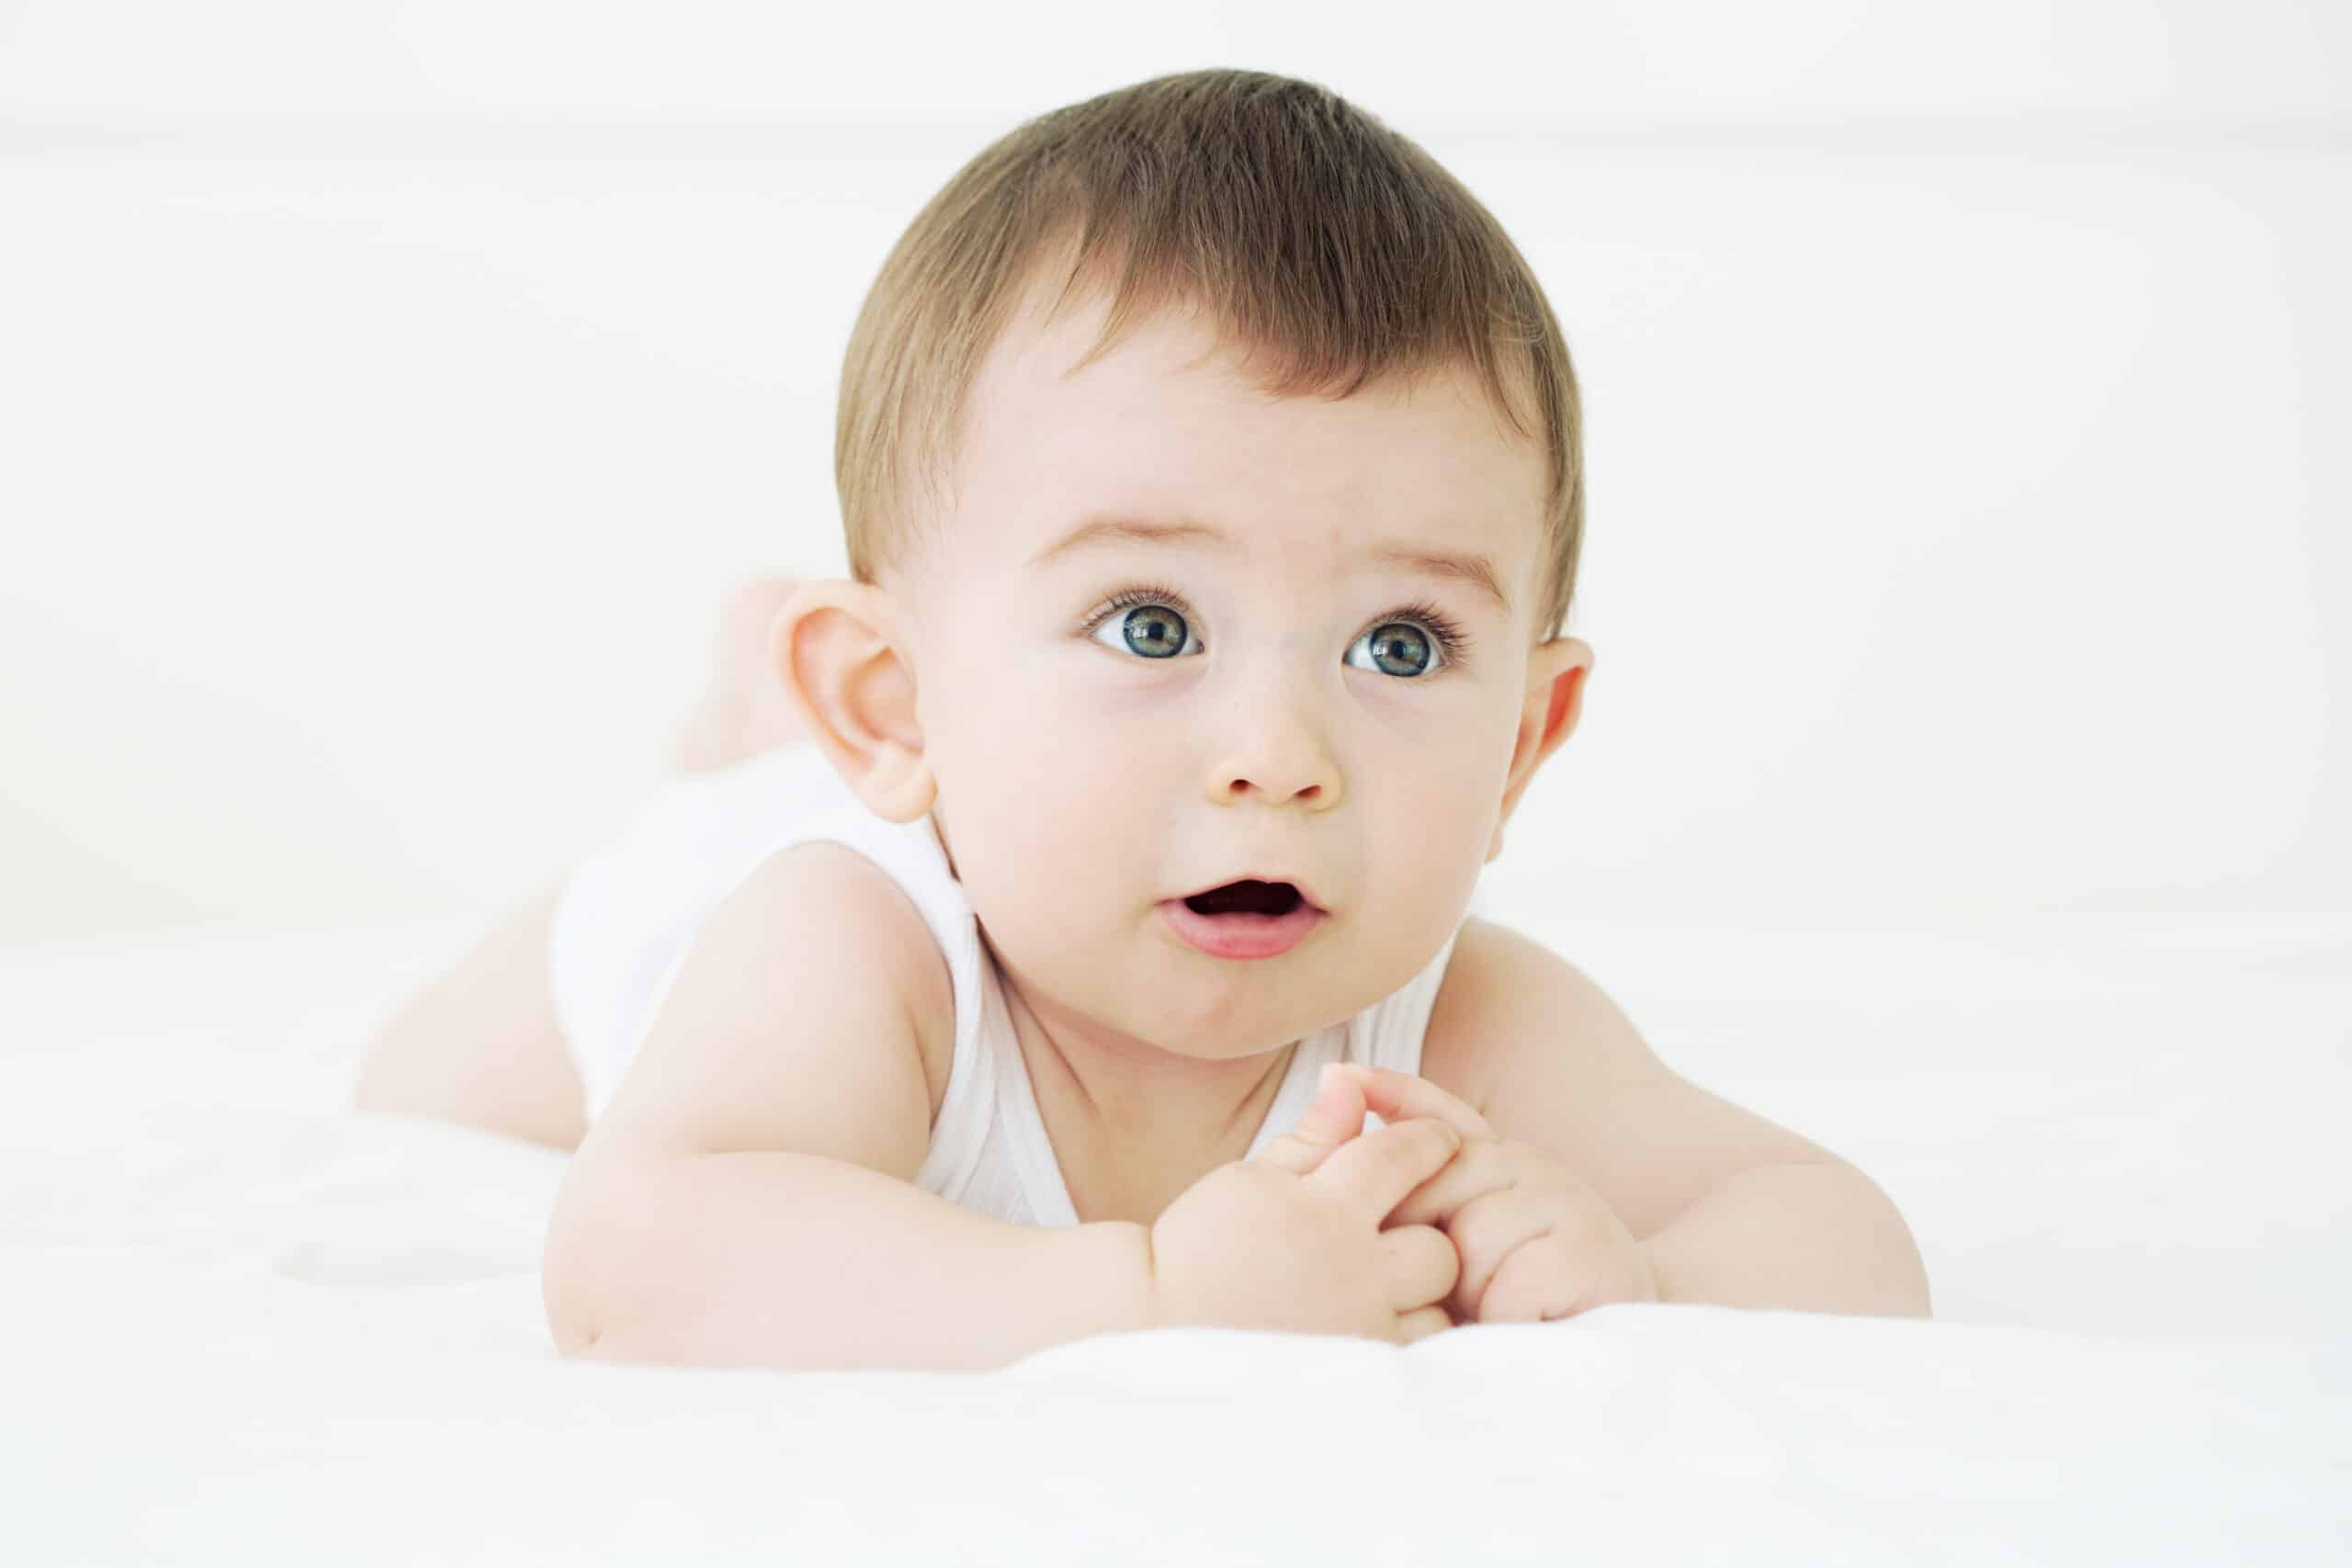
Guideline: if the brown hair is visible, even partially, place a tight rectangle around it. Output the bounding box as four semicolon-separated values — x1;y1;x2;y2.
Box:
834;68;1586;643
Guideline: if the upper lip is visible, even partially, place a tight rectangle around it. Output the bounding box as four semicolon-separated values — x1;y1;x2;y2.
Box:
1171;873;1328;914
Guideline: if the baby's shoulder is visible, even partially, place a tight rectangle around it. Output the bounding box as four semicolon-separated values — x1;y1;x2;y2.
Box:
753;839;956;1126
1417;915;1525;1118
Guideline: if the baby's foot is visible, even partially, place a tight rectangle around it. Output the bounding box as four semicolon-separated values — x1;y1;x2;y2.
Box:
673;575;811;773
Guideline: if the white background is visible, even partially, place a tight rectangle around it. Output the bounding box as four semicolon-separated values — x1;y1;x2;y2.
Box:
3;0;2346;942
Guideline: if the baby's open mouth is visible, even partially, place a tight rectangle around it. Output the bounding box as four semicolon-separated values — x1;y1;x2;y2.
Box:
1161;880;1326;960
1182;880;1305;918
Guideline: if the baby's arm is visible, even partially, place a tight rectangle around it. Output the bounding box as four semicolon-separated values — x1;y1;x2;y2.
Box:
550;1136;1157;1372
1418;919;1929;1319
540;840;1155;1371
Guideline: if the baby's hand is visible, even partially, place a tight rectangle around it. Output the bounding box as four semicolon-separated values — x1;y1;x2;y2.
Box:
1334;1064;1661;1325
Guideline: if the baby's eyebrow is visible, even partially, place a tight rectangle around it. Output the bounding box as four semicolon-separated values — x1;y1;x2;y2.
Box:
1029;513;1512;618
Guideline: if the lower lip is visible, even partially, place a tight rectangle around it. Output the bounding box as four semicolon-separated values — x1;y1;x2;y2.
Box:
1159;897;1327;960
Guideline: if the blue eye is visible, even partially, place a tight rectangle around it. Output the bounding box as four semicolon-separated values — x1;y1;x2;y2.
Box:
1091;596;1197;660
1351;620;1445;679
1080;583;1469;677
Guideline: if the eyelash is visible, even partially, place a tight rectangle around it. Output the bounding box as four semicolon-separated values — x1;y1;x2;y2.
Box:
1079;581;1473;671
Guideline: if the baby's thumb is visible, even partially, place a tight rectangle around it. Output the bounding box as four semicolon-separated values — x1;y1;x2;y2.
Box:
1253;1064;1368;1177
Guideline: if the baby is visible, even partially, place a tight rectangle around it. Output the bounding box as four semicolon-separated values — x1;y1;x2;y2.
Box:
354;68;1929;1371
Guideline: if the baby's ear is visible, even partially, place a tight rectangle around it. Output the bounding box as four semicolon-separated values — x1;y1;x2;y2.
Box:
1490;637;1592;852
769;578;936;823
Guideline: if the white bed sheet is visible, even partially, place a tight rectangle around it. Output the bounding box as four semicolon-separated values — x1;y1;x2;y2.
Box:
5;908;2348;1562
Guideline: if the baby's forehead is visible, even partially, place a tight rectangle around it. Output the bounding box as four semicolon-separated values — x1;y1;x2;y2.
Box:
959;433;1541;582
935;298;1544;588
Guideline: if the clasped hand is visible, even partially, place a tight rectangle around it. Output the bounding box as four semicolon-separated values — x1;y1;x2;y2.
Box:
1319;1063;1659;1325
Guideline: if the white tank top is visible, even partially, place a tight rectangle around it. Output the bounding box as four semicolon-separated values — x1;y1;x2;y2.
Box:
548;744;1478;1229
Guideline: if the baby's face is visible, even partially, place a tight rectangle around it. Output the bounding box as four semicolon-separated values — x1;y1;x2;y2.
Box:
898;285;1575;1060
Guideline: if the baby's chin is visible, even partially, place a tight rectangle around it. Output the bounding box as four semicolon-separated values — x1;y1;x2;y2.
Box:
1113;973;1352;1067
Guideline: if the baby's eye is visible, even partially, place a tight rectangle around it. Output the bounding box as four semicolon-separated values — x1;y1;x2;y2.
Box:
1344;620;1448;679
1091;601;1198;660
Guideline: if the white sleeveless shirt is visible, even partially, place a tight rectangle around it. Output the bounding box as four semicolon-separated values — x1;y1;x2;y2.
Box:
548;744;1478;1229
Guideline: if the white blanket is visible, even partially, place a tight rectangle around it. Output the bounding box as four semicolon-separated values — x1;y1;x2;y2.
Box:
6;909;2348;1562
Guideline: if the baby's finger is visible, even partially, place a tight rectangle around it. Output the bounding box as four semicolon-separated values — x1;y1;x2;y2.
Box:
1383;1134;1516;1230
1446;1190;1559;1323
1339;1064;1497;1144
1253;1065;1373;1178
1378;1222;1460;1315
1476;1241;1577;1325
1394;1303;1454;1346
1315;1116;1462;1229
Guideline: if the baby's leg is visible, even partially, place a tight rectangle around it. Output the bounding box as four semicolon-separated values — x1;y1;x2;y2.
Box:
673;575;812;773
350;885;585;1152
352;576;815;1151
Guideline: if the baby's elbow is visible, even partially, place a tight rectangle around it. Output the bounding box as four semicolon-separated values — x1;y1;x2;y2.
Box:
1869;1183;1934;1320
541;1221;616;1359
542;1273;602;1359
547;1303;602;1359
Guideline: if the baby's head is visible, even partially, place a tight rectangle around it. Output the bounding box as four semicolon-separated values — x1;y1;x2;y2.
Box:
776;69;1591;1060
